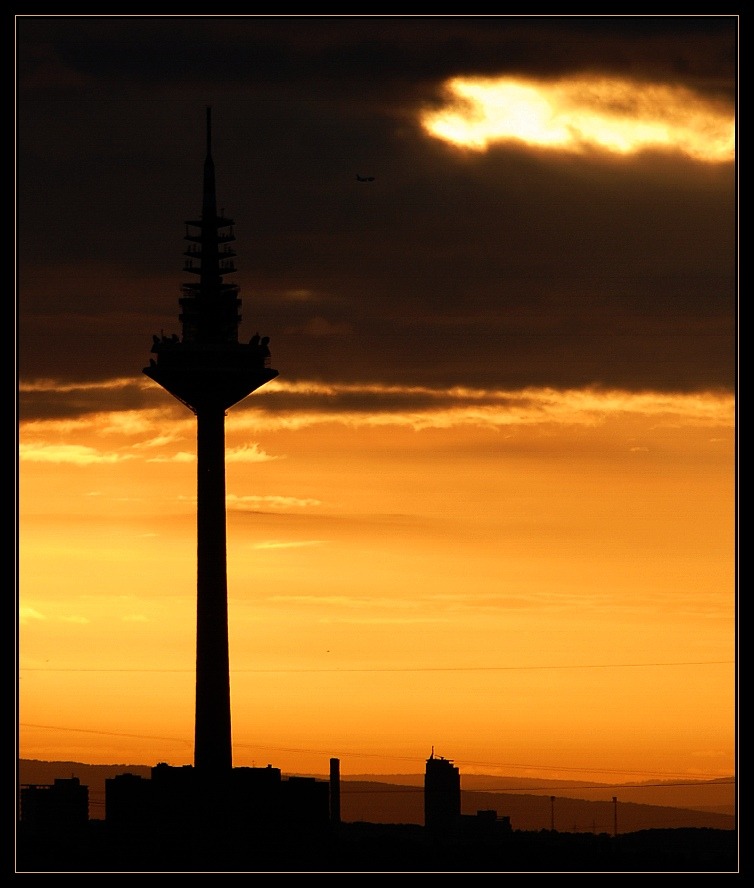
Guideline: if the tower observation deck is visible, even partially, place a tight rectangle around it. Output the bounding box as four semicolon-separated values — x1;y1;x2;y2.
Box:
143;108;278;778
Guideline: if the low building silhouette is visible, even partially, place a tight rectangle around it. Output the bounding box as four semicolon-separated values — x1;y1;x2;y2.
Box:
104;762;329;835
19;777;89;833
104;772;151;828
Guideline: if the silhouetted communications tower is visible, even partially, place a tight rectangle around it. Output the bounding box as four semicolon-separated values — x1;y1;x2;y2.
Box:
144;108;278;778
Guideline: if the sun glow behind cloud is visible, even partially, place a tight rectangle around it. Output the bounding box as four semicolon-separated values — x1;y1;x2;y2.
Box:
421;75;734;162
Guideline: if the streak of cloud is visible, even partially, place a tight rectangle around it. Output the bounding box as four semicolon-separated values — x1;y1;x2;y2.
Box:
146;451;195;463
252;540;325;550
18;385;733;464
19;607;46;624
226;444;281;463
18;442;135;465
227;494;323;510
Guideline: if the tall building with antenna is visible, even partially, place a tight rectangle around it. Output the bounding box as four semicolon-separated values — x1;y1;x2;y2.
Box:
424;749;461;833
143;107;278;779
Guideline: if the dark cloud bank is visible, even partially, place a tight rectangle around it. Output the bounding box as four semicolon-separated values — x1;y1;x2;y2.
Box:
17;16;737;406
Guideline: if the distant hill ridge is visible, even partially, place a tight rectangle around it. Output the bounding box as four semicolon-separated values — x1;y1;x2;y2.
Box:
18;760;735;832
345;772;735;815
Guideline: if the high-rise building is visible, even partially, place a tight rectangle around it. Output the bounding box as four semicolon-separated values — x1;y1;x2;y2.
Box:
424;750;461;832
143;108;278;779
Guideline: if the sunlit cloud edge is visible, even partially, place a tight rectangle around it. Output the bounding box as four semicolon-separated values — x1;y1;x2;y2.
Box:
18;380;733;464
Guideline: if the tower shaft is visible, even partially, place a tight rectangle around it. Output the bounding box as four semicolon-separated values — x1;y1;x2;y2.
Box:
194;406;232;774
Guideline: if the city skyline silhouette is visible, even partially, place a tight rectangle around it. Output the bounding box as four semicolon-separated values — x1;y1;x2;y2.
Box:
17;753;736;871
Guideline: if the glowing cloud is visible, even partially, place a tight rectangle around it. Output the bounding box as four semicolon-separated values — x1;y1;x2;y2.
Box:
227;494;323;511
226;443;281;463
19;607;46;625
18;377;137;394
231;385;733;434
18;383;733;461
253;540;325;550
422;75;734;162
146;451;195;463
18;442;134;465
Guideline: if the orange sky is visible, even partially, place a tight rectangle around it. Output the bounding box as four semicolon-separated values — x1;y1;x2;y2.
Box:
17;17;737;787
18;382;735;782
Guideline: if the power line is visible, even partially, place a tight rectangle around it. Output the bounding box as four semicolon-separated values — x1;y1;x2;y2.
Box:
19;724;733;783
18;659;733;674
19;723;191;745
